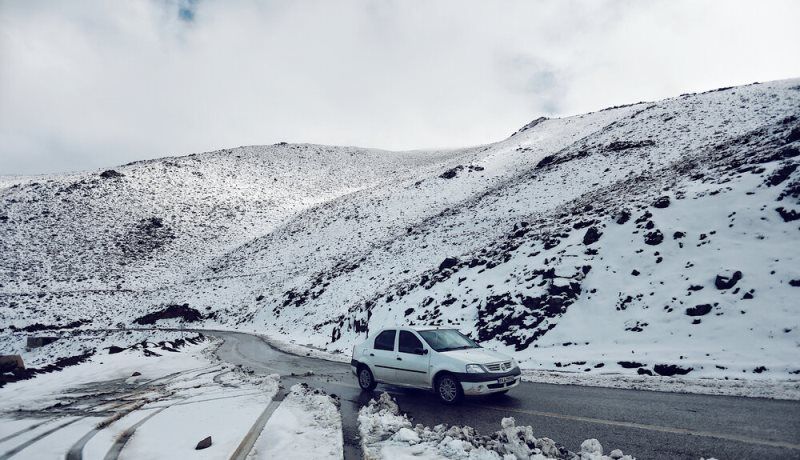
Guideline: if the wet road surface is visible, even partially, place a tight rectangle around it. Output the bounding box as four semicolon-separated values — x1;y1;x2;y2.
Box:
210;330;800;460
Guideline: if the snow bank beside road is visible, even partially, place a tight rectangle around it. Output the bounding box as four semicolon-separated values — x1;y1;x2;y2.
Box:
249;383;343;460
358;392;634;459
521;370;800;401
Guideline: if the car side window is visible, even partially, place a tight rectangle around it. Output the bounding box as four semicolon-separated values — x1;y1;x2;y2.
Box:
374;329;396;351
398;331;423;354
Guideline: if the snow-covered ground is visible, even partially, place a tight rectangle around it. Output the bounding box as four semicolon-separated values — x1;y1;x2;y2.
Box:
249;383;343;460
0;331;290;459
359;392;634;460
2;78;799;396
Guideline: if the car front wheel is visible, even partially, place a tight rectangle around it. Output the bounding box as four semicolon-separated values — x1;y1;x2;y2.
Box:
358;366;377;391
435;374;464;404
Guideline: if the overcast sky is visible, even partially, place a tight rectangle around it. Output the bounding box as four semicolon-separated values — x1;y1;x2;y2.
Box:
1;0;799;175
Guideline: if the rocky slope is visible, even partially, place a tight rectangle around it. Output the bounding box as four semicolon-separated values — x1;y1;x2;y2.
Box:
2;79;799;381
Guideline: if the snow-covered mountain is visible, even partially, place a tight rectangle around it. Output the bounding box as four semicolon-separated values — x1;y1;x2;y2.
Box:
2;79;799;381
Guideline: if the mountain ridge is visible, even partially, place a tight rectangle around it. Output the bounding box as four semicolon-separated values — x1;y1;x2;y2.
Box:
2;78;798;382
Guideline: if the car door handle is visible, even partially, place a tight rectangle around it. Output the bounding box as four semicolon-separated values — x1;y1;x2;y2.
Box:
396;357;402;361
369;353;374;357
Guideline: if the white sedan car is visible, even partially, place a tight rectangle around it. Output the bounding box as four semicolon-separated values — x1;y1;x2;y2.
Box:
351;326;520;404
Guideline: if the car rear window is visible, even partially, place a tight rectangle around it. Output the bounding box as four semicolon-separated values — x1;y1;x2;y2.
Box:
374;329;396;351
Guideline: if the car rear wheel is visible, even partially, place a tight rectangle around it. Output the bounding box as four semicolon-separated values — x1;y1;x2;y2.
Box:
435;374;463;404
358;366;377;391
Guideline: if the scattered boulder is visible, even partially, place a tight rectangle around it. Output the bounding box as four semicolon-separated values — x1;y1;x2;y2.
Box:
0;355;25;373
195;436;212;450
582;227;602;245
652;196;670;208
644;229;664;245
685;304;712;316
786;126;800;143
617;361;644;369
131;371;141;377
107;346;125;354
439;166;463;179
715;270;742;290
26;336;58;349
653;364;693;376
438;257;459;271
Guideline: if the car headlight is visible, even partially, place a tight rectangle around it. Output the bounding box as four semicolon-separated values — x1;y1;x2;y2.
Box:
466;364;486;373
510;358;518;368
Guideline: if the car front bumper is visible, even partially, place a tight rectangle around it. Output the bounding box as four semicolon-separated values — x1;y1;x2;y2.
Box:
456;367;522;395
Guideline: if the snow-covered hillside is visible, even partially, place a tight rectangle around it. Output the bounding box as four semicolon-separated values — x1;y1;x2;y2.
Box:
2;79;799;383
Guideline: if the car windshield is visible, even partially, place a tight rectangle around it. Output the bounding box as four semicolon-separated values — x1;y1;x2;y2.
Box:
417;329;480;352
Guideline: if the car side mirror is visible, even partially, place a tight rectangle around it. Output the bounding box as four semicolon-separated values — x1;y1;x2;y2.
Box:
415;348;428;355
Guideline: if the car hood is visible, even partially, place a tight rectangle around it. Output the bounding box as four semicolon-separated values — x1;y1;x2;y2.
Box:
439;348;511;364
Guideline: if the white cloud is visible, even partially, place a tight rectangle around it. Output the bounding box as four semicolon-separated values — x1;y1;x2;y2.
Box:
1;0;799;175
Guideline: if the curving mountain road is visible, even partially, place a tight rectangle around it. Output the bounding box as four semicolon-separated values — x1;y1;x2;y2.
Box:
210;330;800;460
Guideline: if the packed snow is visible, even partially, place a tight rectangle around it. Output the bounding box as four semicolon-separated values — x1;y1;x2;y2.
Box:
0;331;281;459
249;383;343;460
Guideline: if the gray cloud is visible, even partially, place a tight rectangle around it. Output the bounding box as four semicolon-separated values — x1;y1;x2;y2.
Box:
1;0;799;175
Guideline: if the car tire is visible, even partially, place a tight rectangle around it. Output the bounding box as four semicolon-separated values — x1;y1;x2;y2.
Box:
435;374;464;404
357;365;377;391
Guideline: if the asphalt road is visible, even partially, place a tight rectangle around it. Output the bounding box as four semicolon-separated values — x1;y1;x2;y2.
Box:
211;330;800;460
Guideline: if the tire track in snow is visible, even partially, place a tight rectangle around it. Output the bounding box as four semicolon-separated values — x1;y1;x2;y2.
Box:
101;407;167;460
0;419;55;445
0;417;87;460
228;388;288;460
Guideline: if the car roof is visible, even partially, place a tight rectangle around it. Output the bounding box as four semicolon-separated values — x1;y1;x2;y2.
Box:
381;326;459;332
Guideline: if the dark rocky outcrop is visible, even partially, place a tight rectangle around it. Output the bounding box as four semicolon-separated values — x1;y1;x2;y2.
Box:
582;227;602;245
1;351;94;388
100;169;125;179
606;140;655;151
765;163;797;187
776;207;799;222
715;271;742;290
644;230;664;245
652;196;671;208
438;257;459;271
653;364;693;376
134;304;203;325
685;304;712;316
